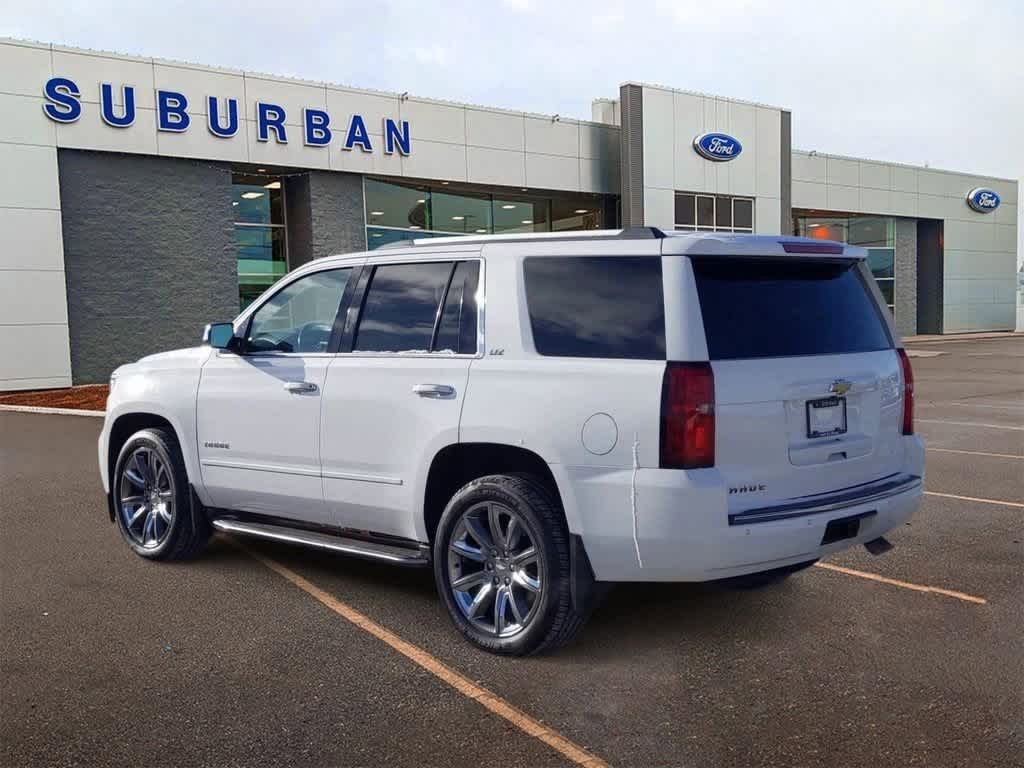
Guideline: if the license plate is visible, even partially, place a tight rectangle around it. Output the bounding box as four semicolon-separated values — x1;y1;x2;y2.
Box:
806;396;847;438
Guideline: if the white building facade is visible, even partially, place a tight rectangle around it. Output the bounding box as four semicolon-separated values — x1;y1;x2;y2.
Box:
0;39;1018;390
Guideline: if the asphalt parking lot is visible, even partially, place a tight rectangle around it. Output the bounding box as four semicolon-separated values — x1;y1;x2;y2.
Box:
2;336;1021;768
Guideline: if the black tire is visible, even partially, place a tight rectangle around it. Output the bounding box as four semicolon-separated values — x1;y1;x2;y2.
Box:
112;428;209;561
433;474;589;655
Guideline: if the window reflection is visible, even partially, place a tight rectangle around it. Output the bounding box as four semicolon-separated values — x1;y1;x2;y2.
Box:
353;262;454;352
233;173;287;310
364;178;611;248
524;257;665;360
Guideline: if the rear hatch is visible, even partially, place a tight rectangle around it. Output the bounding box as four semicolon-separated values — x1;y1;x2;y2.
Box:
690;255;905;513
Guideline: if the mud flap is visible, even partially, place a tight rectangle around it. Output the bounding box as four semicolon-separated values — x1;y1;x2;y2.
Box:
570;534;611;615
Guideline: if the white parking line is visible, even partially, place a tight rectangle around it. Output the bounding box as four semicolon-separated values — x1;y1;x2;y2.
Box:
917;418;1024;431
237;541;610;768
924;491;1024;509
929;447;1023;460
814;562;987;604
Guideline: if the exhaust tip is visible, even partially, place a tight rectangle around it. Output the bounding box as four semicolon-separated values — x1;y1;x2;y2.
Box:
864;536;893;556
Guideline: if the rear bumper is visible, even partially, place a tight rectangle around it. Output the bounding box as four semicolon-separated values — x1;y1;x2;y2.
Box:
567;437;925;582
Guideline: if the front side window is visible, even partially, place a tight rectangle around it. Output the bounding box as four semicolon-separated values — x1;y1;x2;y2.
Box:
353;262;454;352
524;257;666;360
246;268;351;354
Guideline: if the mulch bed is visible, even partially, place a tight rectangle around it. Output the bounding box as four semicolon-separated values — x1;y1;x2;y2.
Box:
0;384;109;411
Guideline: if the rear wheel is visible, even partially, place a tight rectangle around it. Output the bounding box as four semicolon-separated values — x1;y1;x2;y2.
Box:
433;474;589;655
112;428;209;560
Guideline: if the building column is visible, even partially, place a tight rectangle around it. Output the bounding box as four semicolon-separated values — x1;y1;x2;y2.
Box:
894;218;918;336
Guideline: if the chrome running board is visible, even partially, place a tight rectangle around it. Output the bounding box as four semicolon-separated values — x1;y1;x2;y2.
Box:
211;518;430;566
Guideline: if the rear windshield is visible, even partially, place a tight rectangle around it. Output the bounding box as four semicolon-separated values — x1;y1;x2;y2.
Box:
691;257;892;360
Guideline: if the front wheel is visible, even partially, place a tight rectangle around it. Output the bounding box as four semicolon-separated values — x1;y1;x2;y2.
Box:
433;474;590;655
112;428;209;560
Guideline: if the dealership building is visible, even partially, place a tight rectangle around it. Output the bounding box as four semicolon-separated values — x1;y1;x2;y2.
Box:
0;37;1019;390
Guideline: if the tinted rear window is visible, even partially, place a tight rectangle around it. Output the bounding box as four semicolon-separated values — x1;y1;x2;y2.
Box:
524;256;665;360
691;258;892;360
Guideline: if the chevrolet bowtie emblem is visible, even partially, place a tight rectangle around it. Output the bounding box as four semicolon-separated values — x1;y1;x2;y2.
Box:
829;379;853;396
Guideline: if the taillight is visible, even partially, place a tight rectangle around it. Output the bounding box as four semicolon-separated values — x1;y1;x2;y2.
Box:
660;362;715;469
897;348;914;435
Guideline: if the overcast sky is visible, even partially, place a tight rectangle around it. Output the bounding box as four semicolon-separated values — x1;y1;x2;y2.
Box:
3;0;1021;262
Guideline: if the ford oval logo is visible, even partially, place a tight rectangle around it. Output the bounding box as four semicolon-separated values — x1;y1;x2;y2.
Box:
693;132;743;162
966;187;1000;213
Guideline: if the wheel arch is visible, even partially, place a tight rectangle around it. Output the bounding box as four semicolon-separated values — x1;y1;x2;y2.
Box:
105;412;179;521
422;442;580;544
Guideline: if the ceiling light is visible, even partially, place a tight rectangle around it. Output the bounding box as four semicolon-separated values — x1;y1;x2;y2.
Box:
257;168;267;172
521;219;532;225
416;198;426;204
475;228;487;233
231;201;238;206
501;204;516;210
441;181;450;185
521;188;528;192
371;233;382;238
451;215;465;221
409;225;421;229
574;209;588;214
241;192;264;199
370;211;384;216
263;181;281;189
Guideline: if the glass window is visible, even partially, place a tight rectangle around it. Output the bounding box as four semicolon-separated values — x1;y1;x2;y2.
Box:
848;217;894;247
493;195;549;233
435;261;480;354
550;197;599;232
432;190;492;234
246;269;351;354
524;257;665;360
365;178;430;230
716;197;732;229
363;178;610;248
696;196;715;229
354;262;453;352
234;173;287;311
675;194;696;228
867;248;895;278
732;198;754;231
691;258;892;360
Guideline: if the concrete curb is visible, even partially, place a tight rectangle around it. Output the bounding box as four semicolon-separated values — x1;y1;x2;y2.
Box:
0;404;105;418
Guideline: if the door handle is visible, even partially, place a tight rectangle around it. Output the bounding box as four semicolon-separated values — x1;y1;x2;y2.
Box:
283;381;319;394
412;383;455;399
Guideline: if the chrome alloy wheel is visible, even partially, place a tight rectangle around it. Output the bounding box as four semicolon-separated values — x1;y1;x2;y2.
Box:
447;502;543;638
118;446;175;549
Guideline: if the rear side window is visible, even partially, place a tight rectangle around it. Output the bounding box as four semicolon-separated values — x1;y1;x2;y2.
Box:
524;256;665;360
691;257;892;360
354;262;452;352
434;260;480;354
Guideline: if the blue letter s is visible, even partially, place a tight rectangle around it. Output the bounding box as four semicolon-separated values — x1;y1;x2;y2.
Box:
42;77;82;123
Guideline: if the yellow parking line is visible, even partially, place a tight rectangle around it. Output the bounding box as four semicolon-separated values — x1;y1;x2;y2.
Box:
929;447;1023;460
925;491;1024;509
814;562;987;604
236;541;609;768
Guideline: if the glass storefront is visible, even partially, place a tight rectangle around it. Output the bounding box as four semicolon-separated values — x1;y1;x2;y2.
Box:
365;178;610;248
233;173;288;310
795;215;896;315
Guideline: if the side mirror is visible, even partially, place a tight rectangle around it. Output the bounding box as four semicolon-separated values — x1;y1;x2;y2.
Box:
203;322;240;351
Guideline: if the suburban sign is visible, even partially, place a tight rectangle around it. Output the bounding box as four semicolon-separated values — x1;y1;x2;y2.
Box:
41;76;412;155
693;132;742;162
966;187;1000;213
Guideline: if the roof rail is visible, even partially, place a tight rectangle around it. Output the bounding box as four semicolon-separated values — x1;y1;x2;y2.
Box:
374;227;666;249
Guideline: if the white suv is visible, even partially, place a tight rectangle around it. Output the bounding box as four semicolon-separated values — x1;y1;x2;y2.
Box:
99;227;924;655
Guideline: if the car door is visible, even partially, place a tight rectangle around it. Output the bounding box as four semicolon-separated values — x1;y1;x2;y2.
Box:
320;257;481;541
197;265;357;522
